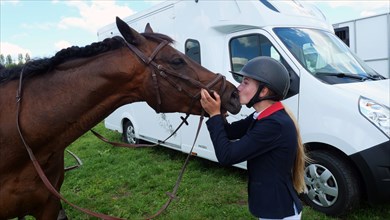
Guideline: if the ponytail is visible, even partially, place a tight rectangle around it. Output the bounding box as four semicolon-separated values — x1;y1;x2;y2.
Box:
284;105;309;194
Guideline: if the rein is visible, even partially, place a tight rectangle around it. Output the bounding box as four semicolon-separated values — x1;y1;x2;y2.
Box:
89;38;225;218
15;38;224;219
92;38;226;149
64;149;83;172
16;67;125;220
147;110;204;219
91;113;190;148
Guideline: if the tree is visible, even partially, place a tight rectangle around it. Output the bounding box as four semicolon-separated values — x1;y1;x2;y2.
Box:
25;53;31;63
0;54;4;65
6;55;13;66
18;53;24;65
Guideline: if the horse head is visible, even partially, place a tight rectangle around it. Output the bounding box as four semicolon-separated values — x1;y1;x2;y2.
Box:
115;17;241;115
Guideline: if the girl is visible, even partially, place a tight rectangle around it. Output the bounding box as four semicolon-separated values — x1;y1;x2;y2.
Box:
200;56;307;219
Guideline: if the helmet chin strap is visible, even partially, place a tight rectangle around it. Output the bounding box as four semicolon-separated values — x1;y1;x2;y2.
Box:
246;84;264;108
246;84;279;108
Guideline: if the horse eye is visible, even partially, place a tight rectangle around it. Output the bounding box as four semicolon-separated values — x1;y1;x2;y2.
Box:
171;58;186;66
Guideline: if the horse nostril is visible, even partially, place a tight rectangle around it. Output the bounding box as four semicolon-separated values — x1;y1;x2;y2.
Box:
231;90;239;100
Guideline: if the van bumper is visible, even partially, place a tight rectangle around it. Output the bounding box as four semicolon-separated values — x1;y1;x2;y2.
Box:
350;140;390;204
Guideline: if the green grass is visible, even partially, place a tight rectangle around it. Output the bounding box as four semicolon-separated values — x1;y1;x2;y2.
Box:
26;123;390;219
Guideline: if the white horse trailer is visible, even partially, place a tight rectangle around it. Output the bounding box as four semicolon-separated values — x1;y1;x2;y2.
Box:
98;0;390;216
333;13;390;78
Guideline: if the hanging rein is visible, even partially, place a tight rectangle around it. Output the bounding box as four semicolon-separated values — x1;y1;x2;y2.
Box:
16;38;226;219
92;39;226;149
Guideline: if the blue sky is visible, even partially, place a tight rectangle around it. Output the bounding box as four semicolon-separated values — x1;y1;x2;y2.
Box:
1;0;389;61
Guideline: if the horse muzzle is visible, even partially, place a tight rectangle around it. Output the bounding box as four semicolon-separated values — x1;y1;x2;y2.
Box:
222;88;241;115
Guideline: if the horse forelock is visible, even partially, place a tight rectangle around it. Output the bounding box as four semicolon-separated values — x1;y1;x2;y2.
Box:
141;32;174;44
0;36;127;84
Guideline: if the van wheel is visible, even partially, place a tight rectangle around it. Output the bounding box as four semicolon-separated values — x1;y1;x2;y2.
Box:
302;150;360;216
122;120;138;144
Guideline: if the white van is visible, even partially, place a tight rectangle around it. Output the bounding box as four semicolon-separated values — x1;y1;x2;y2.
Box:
98;0;390;216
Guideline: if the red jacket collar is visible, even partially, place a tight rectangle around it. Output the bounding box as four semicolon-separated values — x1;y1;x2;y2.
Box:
256;101;284;120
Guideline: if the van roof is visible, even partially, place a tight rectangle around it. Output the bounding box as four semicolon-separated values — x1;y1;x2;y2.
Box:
98;0;333;37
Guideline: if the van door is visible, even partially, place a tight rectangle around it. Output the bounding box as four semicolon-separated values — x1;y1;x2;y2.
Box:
223;29;300;120
130;103;183;150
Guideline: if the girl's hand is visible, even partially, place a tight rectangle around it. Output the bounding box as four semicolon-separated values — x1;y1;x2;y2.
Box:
200;89;221;117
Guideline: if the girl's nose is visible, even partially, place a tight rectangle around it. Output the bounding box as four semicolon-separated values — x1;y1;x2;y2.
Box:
237;84;243;91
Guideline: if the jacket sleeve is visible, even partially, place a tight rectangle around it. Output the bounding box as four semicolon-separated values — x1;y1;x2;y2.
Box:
206;114;281;166
224;113;254;140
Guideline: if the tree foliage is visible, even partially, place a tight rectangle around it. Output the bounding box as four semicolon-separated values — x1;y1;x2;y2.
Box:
0;54;4;65
0;53;31;68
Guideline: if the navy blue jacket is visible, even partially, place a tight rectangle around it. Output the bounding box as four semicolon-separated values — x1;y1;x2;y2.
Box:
205;108;302;218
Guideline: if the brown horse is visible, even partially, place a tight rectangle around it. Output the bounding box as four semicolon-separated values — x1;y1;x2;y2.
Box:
0;17;241;219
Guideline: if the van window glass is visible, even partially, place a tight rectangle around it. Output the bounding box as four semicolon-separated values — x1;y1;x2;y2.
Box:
334;27;350;47
274;27;382;84
185;39;201;64
229;34;299;98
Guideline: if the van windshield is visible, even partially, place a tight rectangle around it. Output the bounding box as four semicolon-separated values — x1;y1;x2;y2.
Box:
274;28;385;84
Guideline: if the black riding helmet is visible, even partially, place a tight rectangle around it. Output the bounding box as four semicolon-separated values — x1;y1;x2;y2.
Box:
231;56;290;107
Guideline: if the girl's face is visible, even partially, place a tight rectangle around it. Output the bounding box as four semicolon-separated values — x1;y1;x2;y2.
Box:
237;77;259;105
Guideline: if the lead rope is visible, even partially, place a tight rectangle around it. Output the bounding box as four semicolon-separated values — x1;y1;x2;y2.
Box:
91;95;201;149
64;149;83;172
90;113;190;149
146;110;205;219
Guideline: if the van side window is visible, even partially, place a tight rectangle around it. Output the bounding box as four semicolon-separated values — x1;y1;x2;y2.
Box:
229;34;299;98
334;27;350;47
185;39;201;64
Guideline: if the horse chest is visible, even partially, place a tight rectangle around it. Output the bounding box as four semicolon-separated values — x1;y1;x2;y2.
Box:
0;153;64;219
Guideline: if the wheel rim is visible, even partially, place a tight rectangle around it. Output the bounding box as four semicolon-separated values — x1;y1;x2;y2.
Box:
125;124;136;144
305;163;339;207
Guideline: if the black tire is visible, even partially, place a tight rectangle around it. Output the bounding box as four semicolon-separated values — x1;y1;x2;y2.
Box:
122;120;139;144
302;150;361;216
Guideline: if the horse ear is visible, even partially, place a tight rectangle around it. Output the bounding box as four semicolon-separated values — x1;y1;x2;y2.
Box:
144;23;154;33
116;16;146;45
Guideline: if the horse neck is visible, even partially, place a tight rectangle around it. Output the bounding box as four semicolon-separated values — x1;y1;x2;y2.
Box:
22;48;148;150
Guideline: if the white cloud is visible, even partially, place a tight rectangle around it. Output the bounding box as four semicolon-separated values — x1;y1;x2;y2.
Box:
54;40;72;51
21;22;56;30
144;1;164;6
326;0;386;8
324;1;389;17
57;1;135;33
0;42;31;59
0;0;19;5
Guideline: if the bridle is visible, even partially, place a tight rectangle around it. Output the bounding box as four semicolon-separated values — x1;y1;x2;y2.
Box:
92;38;226;148
124;38;227;113
15;37;226;219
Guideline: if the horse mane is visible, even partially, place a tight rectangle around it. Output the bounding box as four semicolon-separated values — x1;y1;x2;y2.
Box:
0;32;173;84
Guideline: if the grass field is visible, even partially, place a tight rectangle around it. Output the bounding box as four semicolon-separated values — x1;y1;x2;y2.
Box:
54;123;389;219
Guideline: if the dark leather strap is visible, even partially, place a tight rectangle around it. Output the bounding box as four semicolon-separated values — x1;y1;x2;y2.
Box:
125;40;226;112
64;150;83;172
146;111;205;219
90;114;190;149
16;67;125;220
